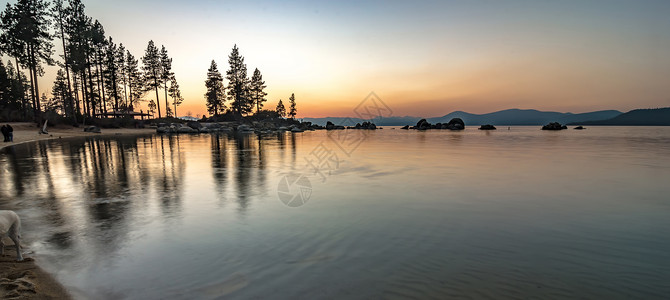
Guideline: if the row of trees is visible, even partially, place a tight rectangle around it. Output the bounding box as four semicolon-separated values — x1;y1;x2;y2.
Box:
0;0;183;123
204;45;297;120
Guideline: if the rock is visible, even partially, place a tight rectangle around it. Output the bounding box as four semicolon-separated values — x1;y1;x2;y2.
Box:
291;127;304;132
177;126;197;133
401;125;409;129
574;126;585;130
446;118;465;130
325;121;335;130
479;124;496;130
187;121;202;130
84;126;101;133
416;119;431;130
542;122;567;130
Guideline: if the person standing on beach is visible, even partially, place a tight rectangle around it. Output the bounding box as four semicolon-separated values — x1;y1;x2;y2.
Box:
1;125;7;142
7;124;13;142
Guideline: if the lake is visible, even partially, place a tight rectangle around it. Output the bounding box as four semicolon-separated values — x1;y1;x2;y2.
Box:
1;126;669;299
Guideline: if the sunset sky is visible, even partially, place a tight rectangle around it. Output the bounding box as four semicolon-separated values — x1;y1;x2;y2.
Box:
27;0;670;118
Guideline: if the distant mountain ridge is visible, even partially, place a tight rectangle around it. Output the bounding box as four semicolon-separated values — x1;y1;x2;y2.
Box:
569;107;670;126
428;109;622;126
303;109;622;126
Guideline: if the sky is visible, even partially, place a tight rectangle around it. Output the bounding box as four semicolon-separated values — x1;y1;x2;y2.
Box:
19;0;670;118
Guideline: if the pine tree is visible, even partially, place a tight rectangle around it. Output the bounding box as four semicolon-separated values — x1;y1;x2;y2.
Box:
288;93;297;119
0;60;12;108
103;36;121;112
63;0;90;118
276;99;286;118
147;98;156;118
159;45;173;117
168;76;183;117
125;50;143;109
91;20;107;116
249;68;267;114
205;60;225;117
116;43;127;109
1;0;54;122
226;44;251;116
51;0;75;121
51;69;68;114
142;40;162;118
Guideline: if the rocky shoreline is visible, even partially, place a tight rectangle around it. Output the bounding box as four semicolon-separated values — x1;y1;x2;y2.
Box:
151;119;591;135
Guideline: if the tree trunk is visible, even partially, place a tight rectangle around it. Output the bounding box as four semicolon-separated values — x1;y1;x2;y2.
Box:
154;82;161;119
86;61;96;117
112;73;119;113
73;74;81;121
164;82;169;117
81;71;89;117
122;72;128;110
95;52;107;117
58;17;75;123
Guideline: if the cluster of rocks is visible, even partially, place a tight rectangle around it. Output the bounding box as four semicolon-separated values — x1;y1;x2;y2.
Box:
541;122;568;130
325;121;345;130
347;121;378;130
155;121;324;134
401;118;465;130
156;122;231;134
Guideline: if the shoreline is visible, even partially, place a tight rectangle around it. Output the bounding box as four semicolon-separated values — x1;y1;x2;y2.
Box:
0;253;71;299
0;122;155;152
1;122;155;299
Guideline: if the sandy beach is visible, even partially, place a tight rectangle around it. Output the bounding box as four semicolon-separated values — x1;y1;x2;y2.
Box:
0;122;155;151
1;252;71;299
1;122;155;299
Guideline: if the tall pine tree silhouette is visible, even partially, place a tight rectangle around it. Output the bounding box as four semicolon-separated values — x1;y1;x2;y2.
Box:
250;68;267;114
205;60;225;117
288;93;296;119
226;44;251;117
142;40;162;118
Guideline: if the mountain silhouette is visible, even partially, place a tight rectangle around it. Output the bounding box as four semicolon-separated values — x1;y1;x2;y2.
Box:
568;107;670;125
303;109;622;126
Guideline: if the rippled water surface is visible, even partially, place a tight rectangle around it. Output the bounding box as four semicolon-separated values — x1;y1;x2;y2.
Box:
1;127;669;299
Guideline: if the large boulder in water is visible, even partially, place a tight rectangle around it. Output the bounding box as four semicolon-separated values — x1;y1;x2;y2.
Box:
416;119;431;130
446;118;465;130
479;124;496;130
326;121;335;130
542;122;567;130
187;121;202;130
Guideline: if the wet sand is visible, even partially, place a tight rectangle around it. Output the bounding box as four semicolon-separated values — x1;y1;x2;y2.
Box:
1;247;71;299
1;122;155;299
0;122;155;151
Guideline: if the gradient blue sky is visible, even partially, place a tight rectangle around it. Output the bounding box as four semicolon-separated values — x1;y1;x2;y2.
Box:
25;0;670;117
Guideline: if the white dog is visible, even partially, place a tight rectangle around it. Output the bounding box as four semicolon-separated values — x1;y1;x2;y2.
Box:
0;210;23;261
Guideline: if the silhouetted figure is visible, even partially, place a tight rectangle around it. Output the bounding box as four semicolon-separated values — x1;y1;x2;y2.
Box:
1;125;7;142
7;124;13;142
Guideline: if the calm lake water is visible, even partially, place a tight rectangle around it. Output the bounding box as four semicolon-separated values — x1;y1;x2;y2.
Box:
1;126;669;299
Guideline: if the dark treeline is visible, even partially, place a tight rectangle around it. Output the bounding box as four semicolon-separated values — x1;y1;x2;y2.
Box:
205;45;298;121
0;0;183;124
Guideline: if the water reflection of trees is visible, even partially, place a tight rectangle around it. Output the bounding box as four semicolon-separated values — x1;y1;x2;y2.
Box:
0;135;185;256
0;132;295;257
209;132;290;214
